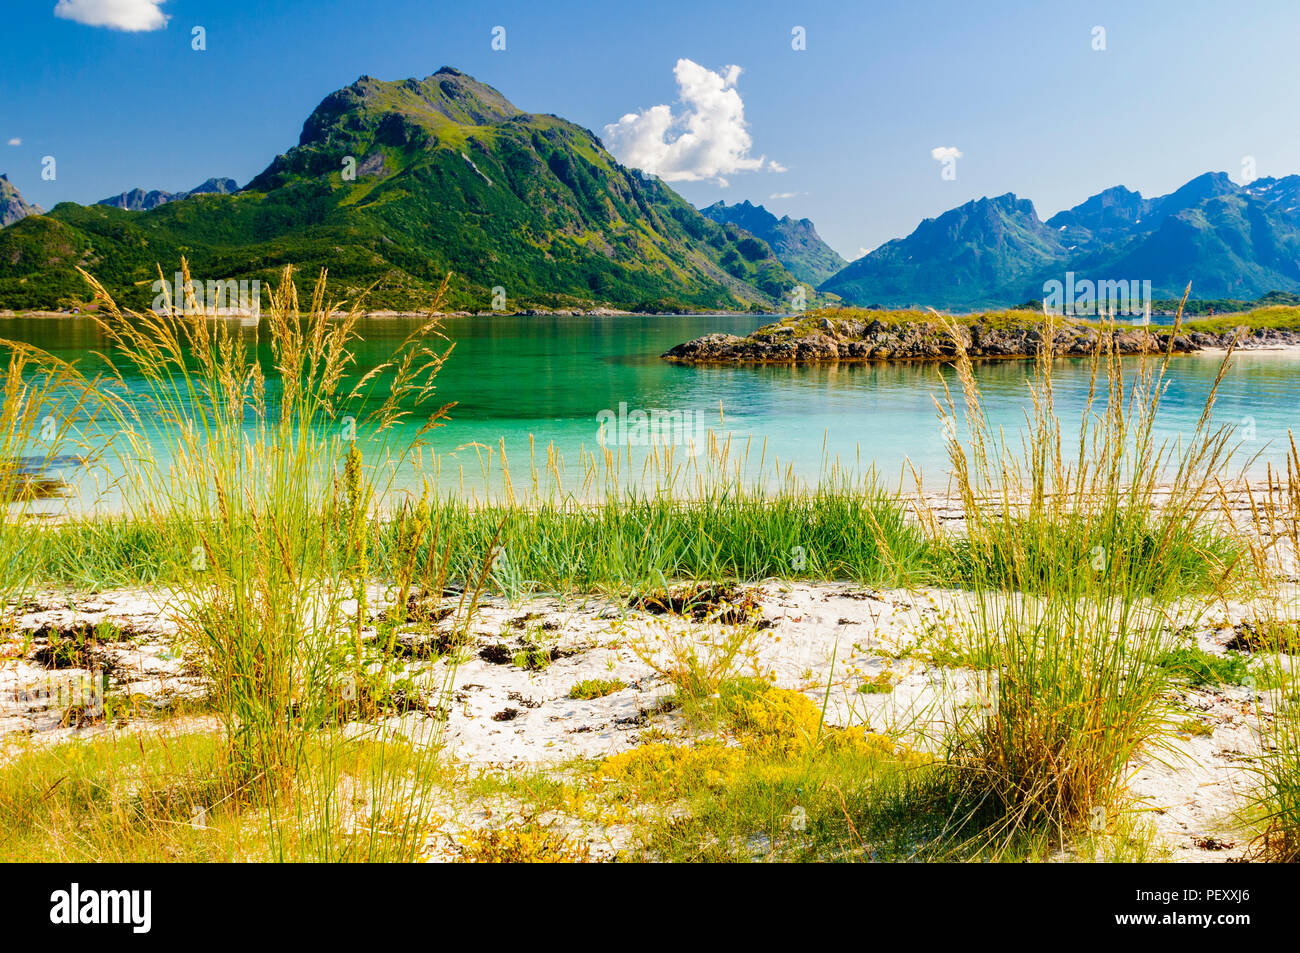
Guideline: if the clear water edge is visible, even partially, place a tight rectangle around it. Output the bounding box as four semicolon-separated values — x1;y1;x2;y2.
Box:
3;313;1298;512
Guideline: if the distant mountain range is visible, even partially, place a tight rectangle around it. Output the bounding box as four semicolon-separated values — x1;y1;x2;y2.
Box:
0;68;801;312
96;177;240;212
821;172;1300;309
0;174;44;227
700;200;846;286
5;69;1300;314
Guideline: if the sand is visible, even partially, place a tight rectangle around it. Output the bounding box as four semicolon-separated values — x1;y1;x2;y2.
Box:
1;575;1287;861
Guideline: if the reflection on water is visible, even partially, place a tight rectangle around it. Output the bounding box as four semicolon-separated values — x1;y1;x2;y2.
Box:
2;313;1299;508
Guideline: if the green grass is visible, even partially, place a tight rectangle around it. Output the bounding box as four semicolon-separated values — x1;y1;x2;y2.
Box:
1155;647;1252;687
1240;436;1300;860
1180;304;1300;333
937;512;1243;600
17;461;1245;605
1250;658;1300;860
626;755;1162;862
0;728;457;862
14;483;934;594
1177;718;1215;738
857;672;896;695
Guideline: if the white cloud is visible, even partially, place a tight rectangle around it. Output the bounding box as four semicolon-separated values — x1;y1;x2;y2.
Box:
930;146;963;162
604;59;782;184
54;0;169;32
6;138;20;146
769;191;799;199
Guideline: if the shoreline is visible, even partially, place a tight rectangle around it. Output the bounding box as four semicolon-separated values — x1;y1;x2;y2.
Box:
0;308;781;321
6;306;1300;326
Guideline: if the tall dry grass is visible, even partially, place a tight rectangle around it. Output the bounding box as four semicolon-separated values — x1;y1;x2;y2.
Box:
1243;435;1300;861
0;342;105;645
69;259;465;858
928;299;1245;841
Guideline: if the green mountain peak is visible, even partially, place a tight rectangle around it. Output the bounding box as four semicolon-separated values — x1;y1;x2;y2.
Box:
0;69;798;313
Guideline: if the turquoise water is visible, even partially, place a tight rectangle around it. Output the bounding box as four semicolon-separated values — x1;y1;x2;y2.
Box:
3;313;1299;503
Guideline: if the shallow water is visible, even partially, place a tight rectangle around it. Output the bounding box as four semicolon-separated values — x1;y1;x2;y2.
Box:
2;313;1297;506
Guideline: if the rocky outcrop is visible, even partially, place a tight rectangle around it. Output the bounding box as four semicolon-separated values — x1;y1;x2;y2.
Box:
0;174;43;227
662;315;1300;364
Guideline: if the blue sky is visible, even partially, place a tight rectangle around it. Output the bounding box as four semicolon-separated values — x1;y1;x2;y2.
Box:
3;0;1298;259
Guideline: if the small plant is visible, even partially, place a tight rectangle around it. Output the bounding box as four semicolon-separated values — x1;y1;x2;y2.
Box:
715;678;825;756
568;678;626;700
858;672;896;695
1176;718;1214;738
457;824;591;863
597;742;745;796
628;601;764;700
632;584;763;626
30;621;126;670
1155;647;1251;687
513;629;559;671
512;648;552;670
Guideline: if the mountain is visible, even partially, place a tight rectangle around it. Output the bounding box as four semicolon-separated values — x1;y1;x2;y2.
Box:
1063;173;1300;302
820;194;1065;309
1044;185;1157;251
821;172;1300;309
1247;175;1300;225
0;174;44;227
96;188;175;212
96;177;239;211
187;177;240;197
0;68;798;312
700;200;846;285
